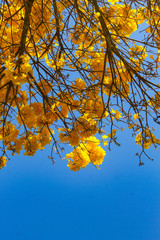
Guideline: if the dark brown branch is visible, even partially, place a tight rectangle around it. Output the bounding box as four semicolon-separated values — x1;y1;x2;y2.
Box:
15;0;34;57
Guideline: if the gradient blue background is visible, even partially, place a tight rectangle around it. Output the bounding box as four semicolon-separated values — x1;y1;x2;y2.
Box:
0;128;160;240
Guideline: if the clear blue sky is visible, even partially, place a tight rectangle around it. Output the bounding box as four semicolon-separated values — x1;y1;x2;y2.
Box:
0;128;160;240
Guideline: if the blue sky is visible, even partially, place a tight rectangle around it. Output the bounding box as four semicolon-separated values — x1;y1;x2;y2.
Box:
0;128;160;240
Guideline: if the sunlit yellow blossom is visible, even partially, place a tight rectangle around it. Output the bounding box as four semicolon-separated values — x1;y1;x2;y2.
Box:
135;132;142;145
133;113;140;120
66;136;105;171
108;0;118;5
0;156;7;169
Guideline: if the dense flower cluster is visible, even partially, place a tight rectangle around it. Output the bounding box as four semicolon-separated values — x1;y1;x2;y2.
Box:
0;157;7;170
66;137;106;171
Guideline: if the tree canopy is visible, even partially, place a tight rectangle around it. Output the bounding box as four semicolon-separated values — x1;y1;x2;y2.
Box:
0;0;160;171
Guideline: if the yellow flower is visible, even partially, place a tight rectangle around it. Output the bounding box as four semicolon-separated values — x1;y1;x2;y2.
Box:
17;105;37;129
108;0;118;5
102;135;108;139
0;123;19;143
135;132;142;145
115;110;121;120
68;132;80;147
0;156;7;169
66;136;106;171
133;113;140;120
95;12;100;18
23;135;39;156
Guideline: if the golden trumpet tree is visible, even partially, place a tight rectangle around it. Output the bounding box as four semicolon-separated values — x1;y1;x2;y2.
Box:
0;0;160;171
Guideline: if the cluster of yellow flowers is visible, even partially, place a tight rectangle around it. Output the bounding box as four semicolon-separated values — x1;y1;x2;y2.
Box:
66;137;106;171
0;157;7;169
135;129;160;149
